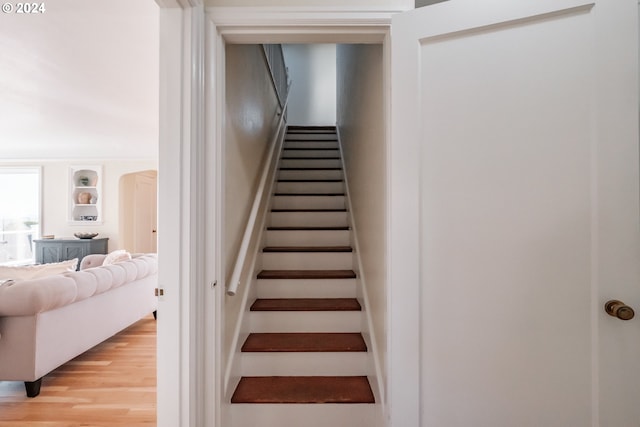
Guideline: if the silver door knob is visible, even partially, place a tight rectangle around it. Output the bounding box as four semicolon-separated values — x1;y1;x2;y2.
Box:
604;300;635;321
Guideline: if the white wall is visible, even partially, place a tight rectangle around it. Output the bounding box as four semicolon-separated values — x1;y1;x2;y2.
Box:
224;44;281;357
0;0;159;160
0;160;158;251
336;44;386;400
282;44;336;125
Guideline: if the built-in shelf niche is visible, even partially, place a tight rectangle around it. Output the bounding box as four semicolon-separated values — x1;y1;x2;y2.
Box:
69;165;103;225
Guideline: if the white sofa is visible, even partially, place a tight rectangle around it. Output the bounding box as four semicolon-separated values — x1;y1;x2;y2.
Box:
0;253;157;397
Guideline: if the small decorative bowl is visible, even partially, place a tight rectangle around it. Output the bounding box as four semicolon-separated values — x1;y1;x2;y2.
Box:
74;232;98;239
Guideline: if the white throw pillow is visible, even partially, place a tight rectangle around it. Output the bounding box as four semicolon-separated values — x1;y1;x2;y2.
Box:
0;258;78;281
102;250;131;266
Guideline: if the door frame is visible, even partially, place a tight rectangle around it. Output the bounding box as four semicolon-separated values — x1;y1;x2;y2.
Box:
157;1;640;426
155;1;210;427
156;3;410;426
209;8;397;427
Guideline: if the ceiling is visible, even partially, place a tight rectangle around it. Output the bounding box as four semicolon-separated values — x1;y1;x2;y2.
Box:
0;0;160;160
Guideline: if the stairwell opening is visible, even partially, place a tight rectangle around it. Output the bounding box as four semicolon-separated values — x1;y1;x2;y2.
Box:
222;41;387;427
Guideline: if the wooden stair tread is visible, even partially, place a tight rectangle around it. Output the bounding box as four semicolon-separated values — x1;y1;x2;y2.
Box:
231;376;374;404
286;135;335;137
251;298;361;311
285;139;338;142
273;193;345;197
286;133;336;135
283;147;339;150
242;332;366;352
288;125;335;128
277;179;343;182
287;133;336;136
271;209;346;213
267;226;349;231
263;246;352;252
288;125;336;129
281;157;341;160
257;270;356;279
279;168;342;171
286;132;336;134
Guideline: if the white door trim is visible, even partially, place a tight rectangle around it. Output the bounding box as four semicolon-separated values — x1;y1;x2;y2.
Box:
204;14;225;427
208;5;406;28
156;1;215;427
205;6;399;427
207;6;398;43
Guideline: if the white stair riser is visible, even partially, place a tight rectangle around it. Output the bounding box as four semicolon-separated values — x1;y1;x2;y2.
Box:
256;278;357;299
250;311;361;332
286;132;336;136
285;134;337;141
282;149;340;158
271;195;345;210
278;169;343;180
265;229;350;246
262;252;353;270
240;352;368;376
279;159;343;169
229;404;378;427
276;181;344;194
284;141;338;149
270;211;348;227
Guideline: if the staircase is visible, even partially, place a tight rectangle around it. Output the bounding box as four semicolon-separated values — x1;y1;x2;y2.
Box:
229;126;379;426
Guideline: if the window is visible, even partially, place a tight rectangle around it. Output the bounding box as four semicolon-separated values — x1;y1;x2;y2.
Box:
0;167;41;265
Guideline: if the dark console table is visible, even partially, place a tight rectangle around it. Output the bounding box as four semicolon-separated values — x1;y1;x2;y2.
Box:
33;238;109;269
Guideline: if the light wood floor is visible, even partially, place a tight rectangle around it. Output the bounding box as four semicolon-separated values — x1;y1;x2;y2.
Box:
0;315;156;427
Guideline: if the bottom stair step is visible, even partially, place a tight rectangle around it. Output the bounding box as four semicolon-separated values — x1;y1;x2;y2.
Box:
231;376;375;404
228;403;379;427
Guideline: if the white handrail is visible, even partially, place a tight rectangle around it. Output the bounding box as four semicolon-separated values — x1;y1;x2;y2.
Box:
226;94;289;296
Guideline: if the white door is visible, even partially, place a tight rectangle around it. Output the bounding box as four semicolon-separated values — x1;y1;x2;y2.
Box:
389;0;640;426
133;172;158;253
119;170;158;253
